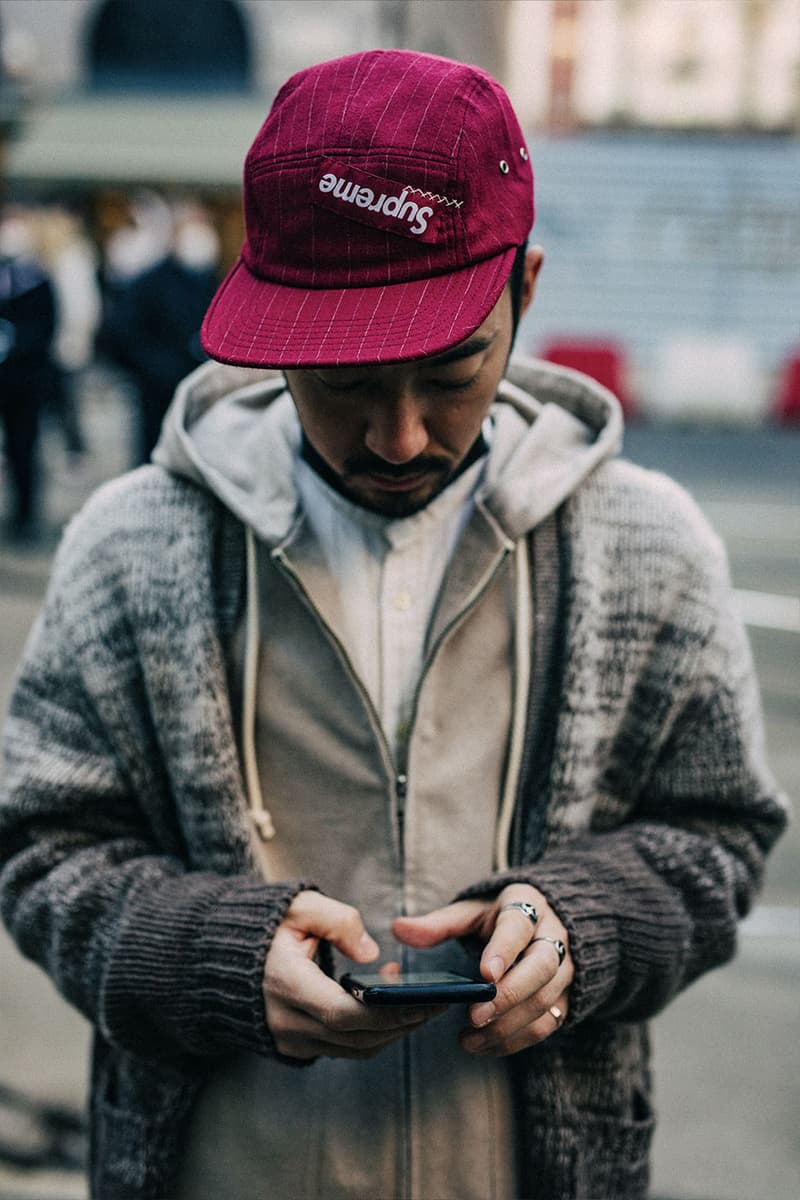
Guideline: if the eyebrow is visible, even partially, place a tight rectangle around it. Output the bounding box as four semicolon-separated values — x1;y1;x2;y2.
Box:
424;333;497;367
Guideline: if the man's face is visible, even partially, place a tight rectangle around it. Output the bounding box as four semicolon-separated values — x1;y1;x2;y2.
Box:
285;283;519;519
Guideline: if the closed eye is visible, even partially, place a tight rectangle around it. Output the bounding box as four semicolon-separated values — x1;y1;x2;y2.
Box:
314;374;366;393
428;373;479;393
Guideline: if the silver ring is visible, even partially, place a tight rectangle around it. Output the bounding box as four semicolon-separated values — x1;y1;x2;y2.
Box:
532;935;566;966
499;901;539;929
548;1004;564;1028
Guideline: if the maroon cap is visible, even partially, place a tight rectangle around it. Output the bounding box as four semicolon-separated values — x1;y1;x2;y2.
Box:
201;49;534;367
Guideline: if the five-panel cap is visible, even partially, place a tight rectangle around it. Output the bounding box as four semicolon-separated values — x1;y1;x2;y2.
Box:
201;49;534;368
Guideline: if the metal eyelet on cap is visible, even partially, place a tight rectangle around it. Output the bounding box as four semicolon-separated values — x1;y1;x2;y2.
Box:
499;160;510;174
520;147;529;161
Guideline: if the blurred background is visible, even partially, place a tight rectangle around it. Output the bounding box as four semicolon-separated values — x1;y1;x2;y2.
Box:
0;2;797;1197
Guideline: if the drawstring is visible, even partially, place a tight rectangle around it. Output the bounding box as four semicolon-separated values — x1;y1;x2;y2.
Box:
243;525;275;840
493;536;531;871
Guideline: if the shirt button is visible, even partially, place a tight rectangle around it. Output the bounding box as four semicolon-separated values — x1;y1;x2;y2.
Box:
392;590;413;611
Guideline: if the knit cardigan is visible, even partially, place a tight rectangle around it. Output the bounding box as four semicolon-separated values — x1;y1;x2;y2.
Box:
0;456;786;1199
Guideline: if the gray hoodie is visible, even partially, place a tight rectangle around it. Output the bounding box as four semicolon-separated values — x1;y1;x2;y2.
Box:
154;356;622;548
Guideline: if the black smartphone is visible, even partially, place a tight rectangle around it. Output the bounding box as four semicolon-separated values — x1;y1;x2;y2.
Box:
340;970;496;1005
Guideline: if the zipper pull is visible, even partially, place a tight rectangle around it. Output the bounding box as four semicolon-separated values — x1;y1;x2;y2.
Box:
395;773;408;846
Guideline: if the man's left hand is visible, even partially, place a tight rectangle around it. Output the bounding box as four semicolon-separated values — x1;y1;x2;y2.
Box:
392;883;573;1056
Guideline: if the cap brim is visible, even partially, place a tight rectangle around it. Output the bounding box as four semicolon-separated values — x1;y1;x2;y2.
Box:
200;248;518;368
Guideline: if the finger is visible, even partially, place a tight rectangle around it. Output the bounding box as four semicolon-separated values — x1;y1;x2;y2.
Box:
284;891;380;962
275;1030;415;1061
392;899;490;948
461;994;569;1057
269;1000;434;1053
469;935;569;1028
265;934;348;1012
479;905;541;984
331;1000;445;1034
266;947;442;1036
465;966;566;1045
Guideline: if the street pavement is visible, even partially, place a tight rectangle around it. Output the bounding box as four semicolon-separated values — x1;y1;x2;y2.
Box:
0;376;797;1199
623;424;799;1200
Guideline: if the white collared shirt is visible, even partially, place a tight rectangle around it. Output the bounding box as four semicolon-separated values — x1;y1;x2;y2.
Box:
294;434;490;758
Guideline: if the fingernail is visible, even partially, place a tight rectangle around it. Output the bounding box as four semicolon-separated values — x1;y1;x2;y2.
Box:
471;1001;496;1027
359;932;379;956
461;1033;487;1054
488;956;504;982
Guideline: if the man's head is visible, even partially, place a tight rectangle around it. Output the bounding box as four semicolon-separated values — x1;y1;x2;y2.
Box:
285;248;541;516
201;49;541;513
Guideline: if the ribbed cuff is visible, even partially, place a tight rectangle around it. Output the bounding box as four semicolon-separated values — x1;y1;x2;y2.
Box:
456;825;698;1026
101;870;316;1061
456;863;620;1024
190;876;312;1056
504;858;622;1023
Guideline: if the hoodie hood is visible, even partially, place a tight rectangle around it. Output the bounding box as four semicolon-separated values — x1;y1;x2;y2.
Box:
153;355;623;544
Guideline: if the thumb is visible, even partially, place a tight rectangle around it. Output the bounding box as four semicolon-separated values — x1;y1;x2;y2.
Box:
393;899;489;948
284;890;380;963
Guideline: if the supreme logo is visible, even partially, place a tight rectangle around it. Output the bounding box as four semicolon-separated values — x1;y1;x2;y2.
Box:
312;159;451;242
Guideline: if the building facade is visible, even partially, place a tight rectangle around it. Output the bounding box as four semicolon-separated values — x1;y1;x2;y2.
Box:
1;0;798;418
506;0;800;133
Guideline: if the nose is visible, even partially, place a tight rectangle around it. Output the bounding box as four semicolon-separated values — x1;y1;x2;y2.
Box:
364;392;429;464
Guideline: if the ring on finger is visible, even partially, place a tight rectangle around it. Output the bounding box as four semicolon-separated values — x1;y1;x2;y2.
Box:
499;901;539;929
548;1004;564;1029
531;935;566;966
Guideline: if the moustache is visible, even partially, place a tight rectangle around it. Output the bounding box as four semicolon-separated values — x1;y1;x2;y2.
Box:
343;455;449;480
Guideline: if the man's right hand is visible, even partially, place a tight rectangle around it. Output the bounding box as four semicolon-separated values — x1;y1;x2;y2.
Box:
263;890;438;1060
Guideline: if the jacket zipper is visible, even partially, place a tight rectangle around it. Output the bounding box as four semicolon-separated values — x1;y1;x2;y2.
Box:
271;548;407;870
273;536;513;871
395;772;408;871
275;538;514;1200
395;542;512;1200
402;544;513;770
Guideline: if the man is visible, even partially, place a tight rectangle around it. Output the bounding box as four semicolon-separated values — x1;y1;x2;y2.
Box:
0;50;787;1200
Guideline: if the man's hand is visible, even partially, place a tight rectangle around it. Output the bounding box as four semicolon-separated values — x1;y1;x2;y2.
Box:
263;890;440;1060
393;883;573;1056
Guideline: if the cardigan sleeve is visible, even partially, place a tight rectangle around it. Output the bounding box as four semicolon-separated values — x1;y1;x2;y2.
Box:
0;481;314;1067
459;481;789;1027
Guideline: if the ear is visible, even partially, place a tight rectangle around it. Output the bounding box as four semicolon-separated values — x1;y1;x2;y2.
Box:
519;245;544;319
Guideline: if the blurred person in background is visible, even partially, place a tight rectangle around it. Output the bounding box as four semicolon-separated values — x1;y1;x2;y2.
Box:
0;207;57;543
101;199;219;463
34;201;102;467
100;190;174;290
0;51;788;1200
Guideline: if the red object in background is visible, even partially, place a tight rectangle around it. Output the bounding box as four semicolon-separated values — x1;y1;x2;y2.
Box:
773;352;800;425
539;338;636;419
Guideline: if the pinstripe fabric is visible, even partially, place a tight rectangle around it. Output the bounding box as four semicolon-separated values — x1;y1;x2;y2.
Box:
201;50;534;367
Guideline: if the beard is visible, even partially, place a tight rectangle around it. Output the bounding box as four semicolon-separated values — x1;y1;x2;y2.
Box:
340;454;453;517
300;432;488;518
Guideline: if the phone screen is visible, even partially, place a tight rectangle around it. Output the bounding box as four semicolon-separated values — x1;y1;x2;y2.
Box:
340;970;496;1005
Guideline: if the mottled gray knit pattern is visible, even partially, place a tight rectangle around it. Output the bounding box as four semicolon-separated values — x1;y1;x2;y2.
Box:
0;460;786;1199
